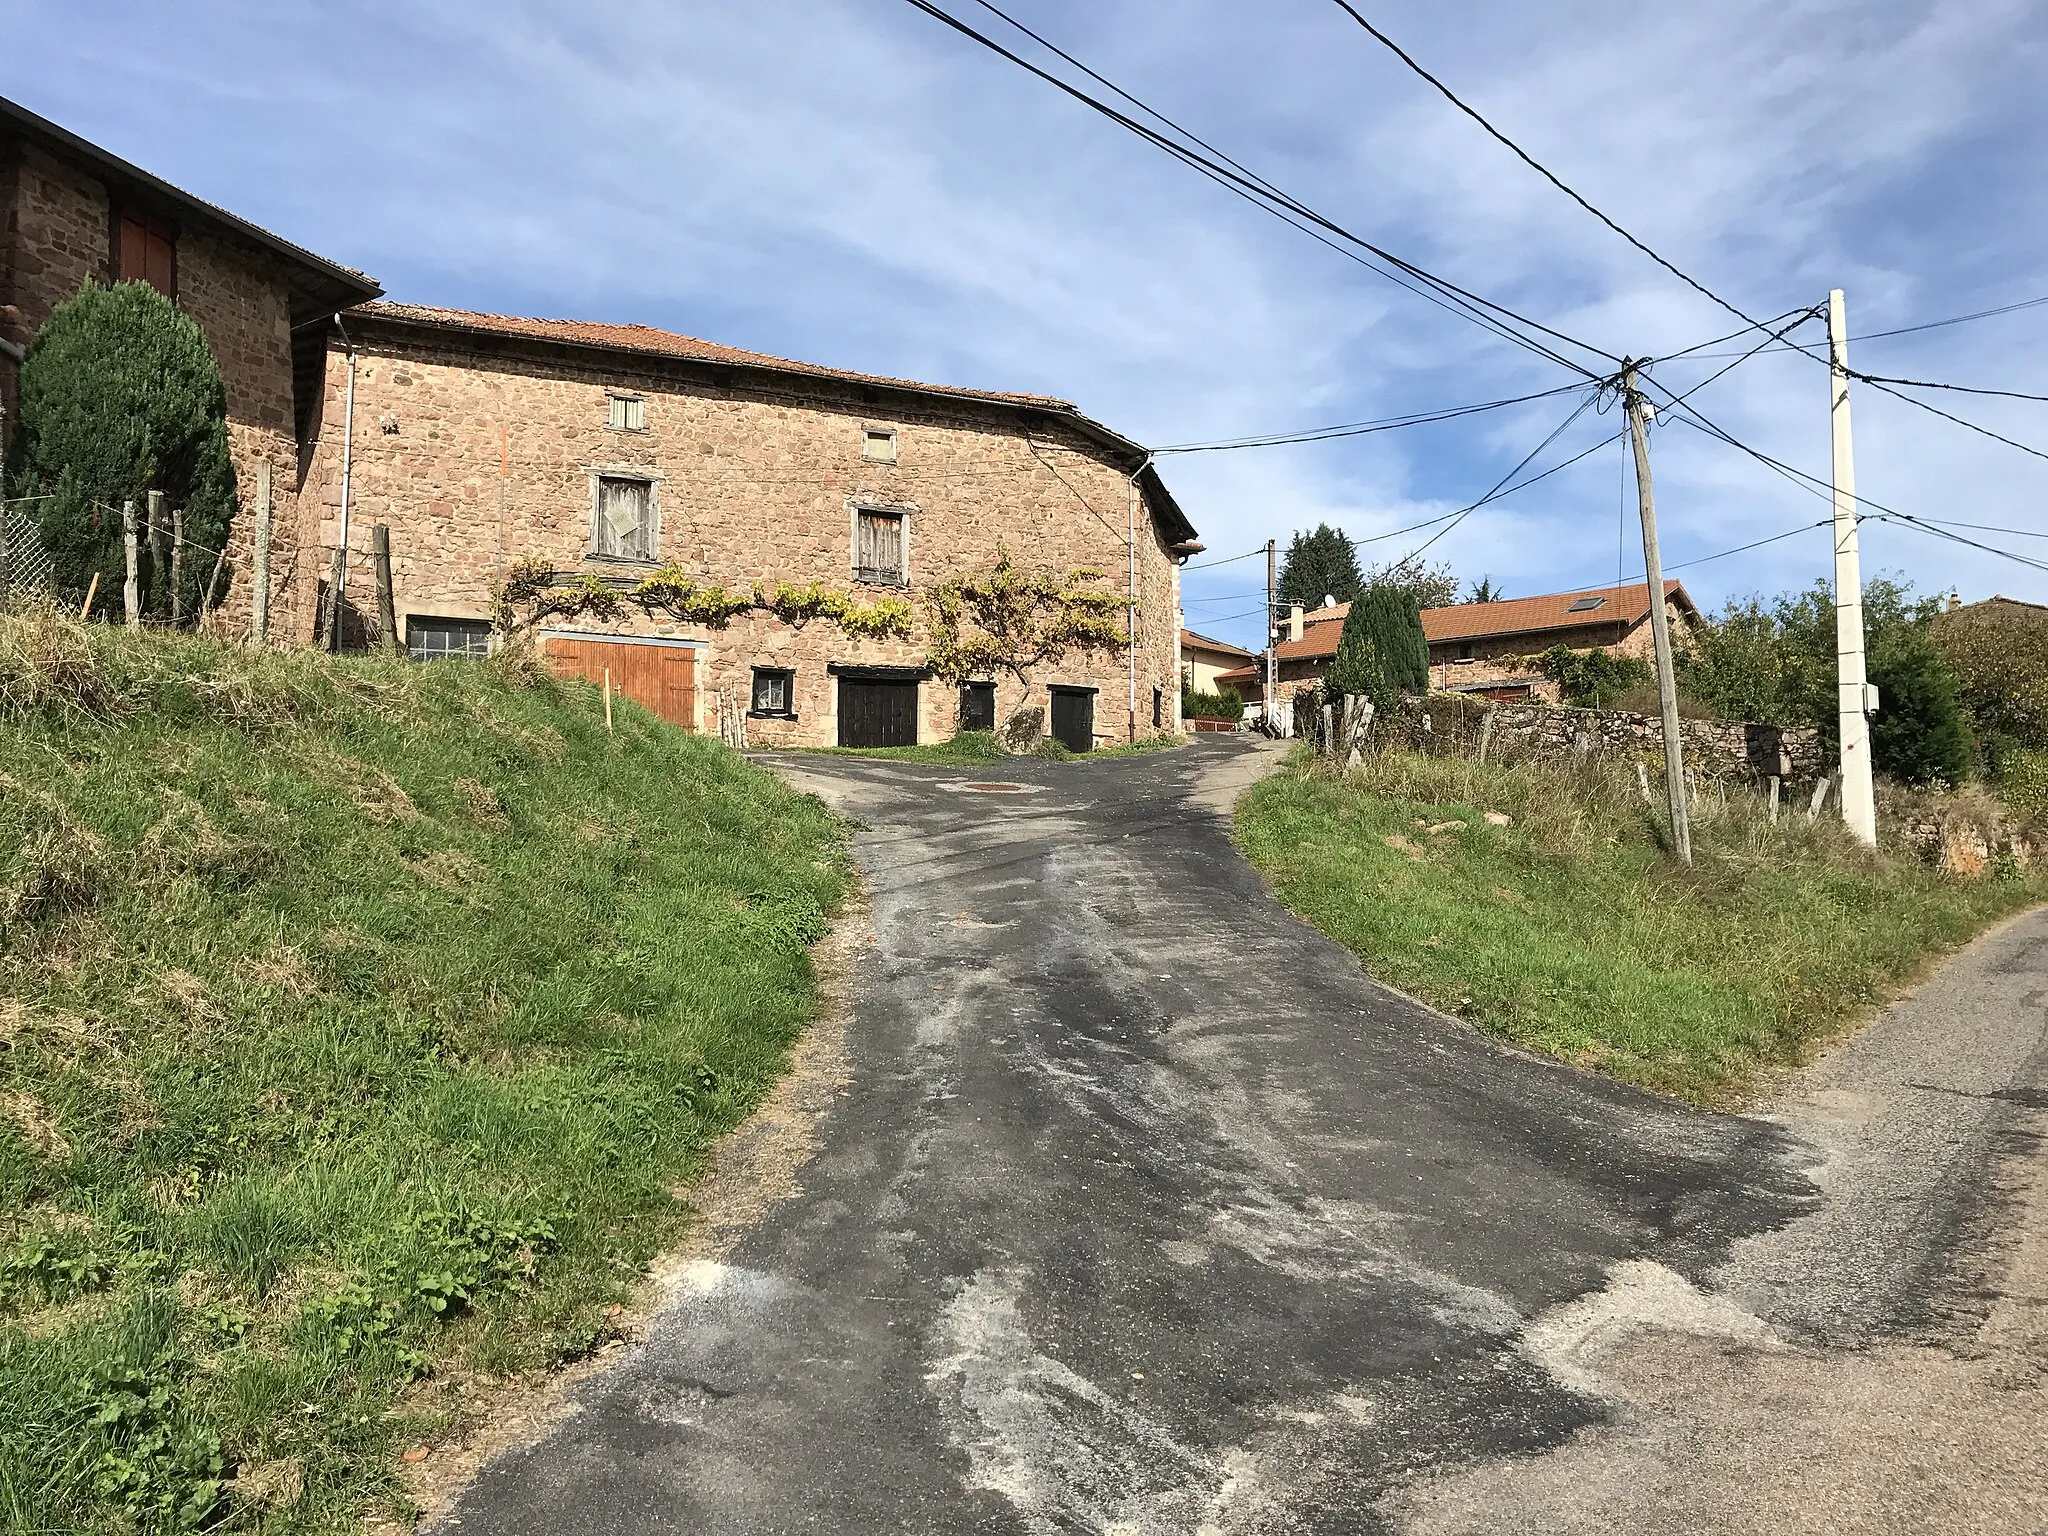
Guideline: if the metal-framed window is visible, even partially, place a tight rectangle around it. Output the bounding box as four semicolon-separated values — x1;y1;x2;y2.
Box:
750;667;797;718
853;508;908;586
407;616;492;661
589;472;659;561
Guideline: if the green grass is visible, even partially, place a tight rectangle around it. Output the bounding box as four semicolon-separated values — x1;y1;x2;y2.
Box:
1236;748;2044;1104
0;604;851;1532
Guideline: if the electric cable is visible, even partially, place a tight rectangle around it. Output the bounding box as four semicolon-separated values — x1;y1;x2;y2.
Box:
1152;381;1588;453
1325;0;1774;341
901;0;1618;377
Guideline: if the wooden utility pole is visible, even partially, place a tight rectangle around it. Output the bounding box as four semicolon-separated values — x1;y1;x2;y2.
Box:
1828;289;1878;846
145;490;168;618
372;523;401;654
1620;361;1692;864
1265;538;1278;732
250;460;273;645
121;499;141;625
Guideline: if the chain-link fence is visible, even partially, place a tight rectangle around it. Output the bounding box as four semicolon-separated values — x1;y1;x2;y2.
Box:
0;501;56;599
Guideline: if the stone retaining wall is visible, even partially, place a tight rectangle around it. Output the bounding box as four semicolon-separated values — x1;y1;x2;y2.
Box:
1384;696;1824;783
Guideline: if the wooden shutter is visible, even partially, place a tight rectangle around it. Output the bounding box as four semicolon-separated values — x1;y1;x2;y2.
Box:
857;512;904;583
596;478;653;559
117;213;176;298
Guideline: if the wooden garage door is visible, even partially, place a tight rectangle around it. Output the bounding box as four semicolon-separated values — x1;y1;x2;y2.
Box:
543;636;696;728
838;679;918;748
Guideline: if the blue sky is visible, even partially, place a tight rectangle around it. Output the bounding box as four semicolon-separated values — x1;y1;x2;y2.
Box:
10;0;2046;650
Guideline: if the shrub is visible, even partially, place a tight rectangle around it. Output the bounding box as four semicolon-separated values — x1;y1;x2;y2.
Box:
1538;644;1652;708
1933;601;2048;778
3;282;237;614
1328;585;1427;709
1181;684;1243;721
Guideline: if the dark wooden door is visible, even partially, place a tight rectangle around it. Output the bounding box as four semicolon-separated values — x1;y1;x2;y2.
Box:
839;680;918;747
543;637;696;728
959;682;997;733
1050;688;1095;753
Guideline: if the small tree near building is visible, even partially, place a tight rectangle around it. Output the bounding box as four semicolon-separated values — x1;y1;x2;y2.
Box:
3;281;237;613
1326;583;1427;711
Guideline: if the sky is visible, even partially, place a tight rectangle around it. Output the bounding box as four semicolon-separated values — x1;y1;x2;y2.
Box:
8;0;2046;652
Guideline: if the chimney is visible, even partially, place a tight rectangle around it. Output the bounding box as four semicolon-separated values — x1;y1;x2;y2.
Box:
1289;604;1304;643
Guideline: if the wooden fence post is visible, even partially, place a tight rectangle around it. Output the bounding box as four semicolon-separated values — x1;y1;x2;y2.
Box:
372;524;401;653
145;490;167;618
1807;774;1834;824
1476;711;1494;765
322;544;346;652
1768;775;1781;824
250;460;273;645
170;505;188;625
121;500;141;625
1320;703;1335;762
1636;761;1653;804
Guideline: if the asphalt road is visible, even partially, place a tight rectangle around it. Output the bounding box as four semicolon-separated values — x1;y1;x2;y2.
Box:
435;740;2048;1534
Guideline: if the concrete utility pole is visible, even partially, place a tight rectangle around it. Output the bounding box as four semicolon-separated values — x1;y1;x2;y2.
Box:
1621;361;1692;865
1829;289;1878;847
1265;538;1278;729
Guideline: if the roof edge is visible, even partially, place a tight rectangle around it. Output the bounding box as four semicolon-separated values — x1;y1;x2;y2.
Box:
1;95;382;317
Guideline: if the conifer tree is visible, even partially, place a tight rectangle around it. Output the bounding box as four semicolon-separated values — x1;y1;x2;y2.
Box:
3;281;237;612
1278;524;1362;609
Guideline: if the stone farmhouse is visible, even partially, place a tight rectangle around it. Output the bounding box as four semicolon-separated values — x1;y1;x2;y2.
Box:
0;95;383;607
299;303;1203;749
1216;579;1699;706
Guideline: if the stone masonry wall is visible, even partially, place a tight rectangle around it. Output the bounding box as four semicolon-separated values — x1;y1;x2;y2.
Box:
0;141;303;624
294;323;1185;747
1390;695;1824;783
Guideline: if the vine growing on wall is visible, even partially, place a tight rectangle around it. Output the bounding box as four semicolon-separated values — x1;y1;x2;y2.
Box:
924;550;1128;694
490;559;915;642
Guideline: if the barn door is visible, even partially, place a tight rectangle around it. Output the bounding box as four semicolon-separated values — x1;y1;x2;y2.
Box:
541;636;696;728
838;679;918;747
1049;688;1095;753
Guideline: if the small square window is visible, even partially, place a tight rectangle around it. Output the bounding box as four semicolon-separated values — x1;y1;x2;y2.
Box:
592;474;657;561
407;616;492;661
750;667;796;718
608;394;645;432
862;428;898;464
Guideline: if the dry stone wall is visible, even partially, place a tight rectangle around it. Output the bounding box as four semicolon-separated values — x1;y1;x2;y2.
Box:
1388;695;1824;783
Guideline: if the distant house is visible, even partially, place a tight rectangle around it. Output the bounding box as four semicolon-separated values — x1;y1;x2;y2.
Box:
1214;580;1699;706
0;95;382;618
1180;627;1257;694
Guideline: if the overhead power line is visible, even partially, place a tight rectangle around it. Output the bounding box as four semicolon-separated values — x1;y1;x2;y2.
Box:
904;0;1617;377
1848;372;2048;405
1324;0;1769;340
1152;381;1587;453
1858;293;2048;342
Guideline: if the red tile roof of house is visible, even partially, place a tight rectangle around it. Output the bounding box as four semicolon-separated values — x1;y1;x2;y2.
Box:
1210;579;1696;683
1423;580;1694;644
1180;628;1257;660
354;301;1074;411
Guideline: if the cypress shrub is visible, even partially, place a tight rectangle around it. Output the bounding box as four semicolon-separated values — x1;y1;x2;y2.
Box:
3;281;238;612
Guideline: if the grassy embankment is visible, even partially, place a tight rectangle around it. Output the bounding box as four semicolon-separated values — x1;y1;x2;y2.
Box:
1237;747;2043;1104
0;606;850;1532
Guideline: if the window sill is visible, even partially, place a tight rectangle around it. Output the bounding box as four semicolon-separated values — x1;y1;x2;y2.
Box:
584;553;659;567
747;710;798;721
852;574;910;589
